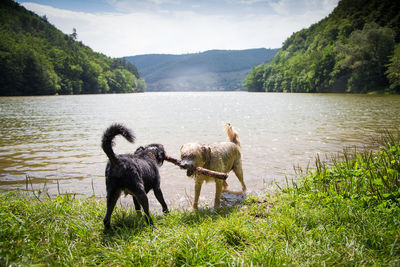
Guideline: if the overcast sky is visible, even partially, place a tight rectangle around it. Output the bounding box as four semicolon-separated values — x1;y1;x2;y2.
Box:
17;0;340;58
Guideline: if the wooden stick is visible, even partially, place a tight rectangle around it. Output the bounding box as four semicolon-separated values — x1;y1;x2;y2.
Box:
164;155;228;180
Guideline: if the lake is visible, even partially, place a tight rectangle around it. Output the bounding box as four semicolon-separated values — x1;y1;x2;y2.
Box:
1;92;400;208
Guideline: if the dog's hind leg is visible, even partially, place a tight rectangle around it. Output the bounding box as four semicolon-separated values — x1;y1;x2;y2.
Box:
135;191;153;226
222;180;228;191
233;160;247;192
154;187;169;213
133;197;141;213
214;179;223;208
104;188;121;228
222;161;247;195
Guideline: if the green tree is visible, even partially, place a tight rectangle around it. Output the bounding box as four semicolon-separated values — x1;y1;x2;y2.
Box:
386;44;400;92
70;28;77;41
136;78;146;92
21;49;59;95
0;0;144;96
81;61;102;94
106;69;136;93
245;0;400;94
244;64;265;92
336;23;395;92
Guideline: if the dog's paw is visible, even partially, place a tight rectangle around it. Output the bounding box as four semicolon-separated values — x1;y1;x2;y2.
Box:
163;208;170;214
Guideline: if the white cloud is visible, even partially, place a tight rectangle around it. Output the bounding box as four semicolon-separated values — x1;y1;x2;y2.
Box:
267;0;338;16
21;1;338;57
228;0;267;5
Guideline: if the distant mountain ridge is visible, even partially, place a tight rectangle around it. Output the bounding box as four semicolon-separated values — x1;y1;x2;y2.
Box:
125;48;278;91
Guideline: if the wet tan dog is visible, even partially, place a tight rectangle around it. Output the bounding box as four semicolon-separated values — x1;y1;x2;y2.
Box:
180;123;246;209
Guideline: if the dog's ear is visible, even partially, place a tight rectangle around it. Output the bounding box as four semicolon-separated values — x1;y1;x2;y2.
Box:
201;145;211;164
151;144;165;166
156;150;165;165
135;146;145;154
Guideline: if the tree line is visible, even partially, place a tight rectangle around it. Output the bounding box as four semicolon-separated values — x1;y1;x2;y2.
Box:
244;0;400;93
0;0;145;96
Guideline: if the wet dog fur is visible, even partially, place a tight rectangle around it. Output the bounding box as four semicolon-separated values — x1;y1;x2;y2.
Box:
101;123;168;228
180;123;246;209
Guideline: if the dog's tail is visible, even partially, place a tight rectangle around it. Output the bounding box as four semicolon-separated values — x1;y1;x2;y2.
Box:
225;123;240;147
102;123;135;164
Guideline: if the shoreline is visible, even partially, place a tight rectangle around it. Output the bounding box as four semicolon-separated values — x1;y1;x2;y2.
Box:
1;134;399;265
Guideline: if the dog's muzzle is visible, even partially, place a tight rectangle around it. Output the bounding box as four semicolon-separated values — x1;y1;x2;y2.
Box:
180;159;196;176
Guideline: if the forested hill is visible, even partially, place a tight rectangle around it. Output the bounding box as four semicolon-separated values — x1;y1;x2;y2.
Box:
125;48;278;91
244;0;400;93
0;0;145;96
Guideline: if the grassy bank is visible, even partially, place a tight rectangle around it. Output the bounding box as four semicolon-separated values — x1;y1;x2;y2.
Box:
1;136;399;266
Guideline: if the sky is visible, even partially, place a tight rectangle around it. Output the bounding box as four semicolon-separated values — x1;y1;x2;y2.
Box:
17;0;340;58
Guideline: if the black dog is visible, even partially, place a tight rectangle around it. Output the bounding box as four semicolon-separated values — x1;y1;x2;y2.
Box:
101;123;169;228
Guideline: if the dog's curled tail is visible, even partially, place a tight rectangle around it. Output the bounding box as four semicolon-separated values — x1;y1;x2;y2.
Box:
102;123;135;164
224;123;240;147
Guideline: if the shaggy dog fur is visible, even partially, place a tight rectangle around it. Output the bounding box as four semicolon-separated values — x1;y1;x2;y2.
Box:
101;123;168;228
180;123;246;209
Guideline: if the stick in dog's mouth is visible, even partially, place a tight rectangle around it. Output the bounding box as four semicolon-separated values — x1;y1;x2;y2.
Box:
164;155;228;180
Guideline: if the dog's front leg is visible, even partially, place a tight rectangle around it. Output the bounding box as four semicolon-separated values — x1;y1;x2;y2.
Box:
193;178;203;210
154;187;169;213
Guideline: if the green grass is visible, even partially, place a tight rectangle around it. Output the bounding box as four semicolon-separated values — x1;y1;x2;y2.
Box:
1;134;400;266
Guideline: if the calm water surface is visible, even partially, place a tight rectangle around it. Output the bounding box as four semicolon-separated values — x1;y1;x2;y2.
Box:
1;92;400;208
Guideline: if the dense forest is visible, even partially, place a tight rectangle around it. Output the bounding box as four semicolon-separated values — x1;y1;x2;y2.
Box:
125;49;277;91
244;0;400;93
0;0;145;96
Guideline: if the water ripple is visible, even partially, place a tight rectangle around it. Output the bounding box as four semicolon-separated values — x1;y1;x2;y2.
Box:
1;92;400;207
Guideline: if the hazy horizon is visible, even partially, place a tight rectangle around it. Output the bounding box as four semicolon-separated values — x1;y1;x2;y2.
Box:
17;0;339;58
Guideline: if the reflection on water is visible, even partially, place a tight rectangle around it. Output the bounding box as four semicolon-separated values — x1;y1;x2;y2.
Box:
1;92;400;208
